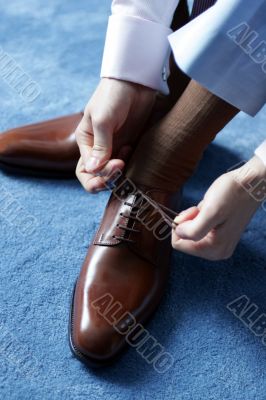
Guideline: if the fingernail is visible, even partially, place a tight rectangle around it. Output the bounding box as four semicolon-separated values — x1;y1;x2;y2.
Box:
174;216;182;224
177;210;186;216
86;157;100;172
174;210;187;224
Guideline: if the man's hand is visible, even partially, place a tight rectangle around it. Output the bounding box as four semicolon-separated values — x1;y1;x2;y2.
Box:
75;78;155;192
172;156;266;261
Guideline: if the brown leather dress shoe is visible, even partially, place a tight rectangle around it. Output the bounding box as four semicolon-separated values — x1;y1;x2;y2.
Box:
0;113;82;178
69;179;181;367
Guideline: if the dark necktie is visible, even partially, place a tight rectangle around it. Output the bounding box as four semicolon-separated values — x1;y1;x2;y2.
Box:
191;0;217;18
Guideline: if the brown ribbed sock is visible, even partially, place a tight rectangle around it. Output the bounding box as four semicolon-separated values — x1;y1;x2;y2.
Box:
126;80;239;192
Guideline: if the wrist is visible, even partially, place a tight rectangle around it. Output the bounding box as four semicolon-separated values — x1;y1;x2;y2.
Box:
243;156;266;180
232;156;266;204
101;77;155;92
232;156;266;183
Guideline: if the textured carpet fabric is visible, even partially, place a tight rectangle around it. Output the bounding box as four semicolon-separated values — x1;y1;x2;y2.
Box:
0;1;266;399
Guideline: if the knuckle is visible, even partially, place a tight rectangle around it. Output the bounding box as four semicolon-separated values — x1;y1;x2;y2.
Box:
86;177;104;193
84;186;94;193
222;248;234;260
215;208;226;221
204;204;219;218
75;165;81;180
92;143;108;152
76;174;85;189
75;123;80;138
92;115;109;131
184;226;202;241
205;204;226;222
212;245;233;261
75;124;86;140
75;160;80;175
82;179;95;193
189;230;202;241
74;126;81;140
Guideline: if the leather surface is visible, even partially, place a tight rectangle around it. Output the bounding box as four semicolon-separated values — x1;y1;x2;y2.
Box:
70;184;181;365
0;113;82;174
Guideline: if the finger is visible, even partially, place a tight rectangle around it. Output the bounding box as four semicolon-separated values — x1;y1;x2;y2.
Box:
85;117;113;173
76;157;97;191
172;231;221;260
76;157;124;192
95;158;125;178
174;206;199;225
77;164;106;193
197;200;204;210
75;116;94;168
174;202;225;241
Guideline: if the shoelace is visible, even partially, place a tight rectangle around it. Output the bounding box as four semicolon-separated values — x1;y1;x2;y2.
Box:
112;195;178;243
112;201;141;243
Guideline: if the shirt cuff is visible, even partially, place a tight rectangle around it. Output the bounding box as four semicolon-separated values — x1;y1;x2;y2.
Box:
100;15;172;94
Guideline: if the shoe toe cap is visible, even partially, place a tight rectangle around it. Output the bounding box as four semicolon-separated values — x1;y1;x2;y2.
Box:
71;322;124;366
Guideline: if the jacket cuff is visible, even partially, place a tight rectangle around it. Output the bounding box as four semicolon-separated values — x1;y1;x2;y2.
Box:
100;15;172;94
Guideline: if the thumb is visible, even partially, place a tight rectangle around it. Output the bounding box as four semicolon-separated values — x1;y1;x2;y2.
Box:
175;202;220;241
86;120;113;173
174;206;199;225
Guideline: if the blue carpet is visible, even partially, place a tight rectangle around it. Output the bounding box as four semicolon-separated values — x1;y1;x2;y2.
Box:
0;1;266;399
